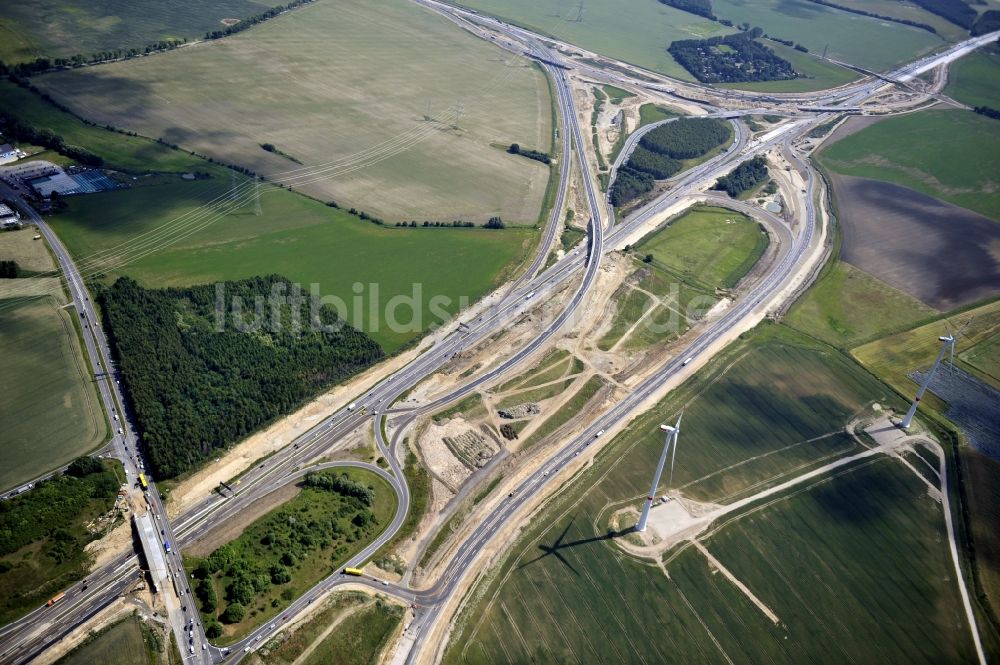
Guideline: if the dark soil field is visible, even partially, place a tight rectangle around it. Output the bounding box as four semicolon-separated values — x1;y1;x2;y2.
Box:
829;174;1000;311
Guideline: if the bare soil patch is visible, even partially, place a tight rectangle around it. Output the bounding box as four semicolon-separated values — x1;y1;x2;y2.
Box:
184;482;301;557
830;174;1000;311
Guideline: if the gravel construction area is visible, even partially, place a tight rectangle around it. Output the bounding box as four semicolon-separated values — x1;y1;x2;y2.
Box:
913;367;1000;460
831;174;1000;311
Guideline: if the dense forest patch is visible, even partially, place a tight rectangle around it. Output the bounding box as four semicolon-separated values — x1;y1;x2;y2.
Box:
101;275;383;478
0;458;123;624
187;468;394;640
611;118;731;206
669;33;798;84
714;156;769;197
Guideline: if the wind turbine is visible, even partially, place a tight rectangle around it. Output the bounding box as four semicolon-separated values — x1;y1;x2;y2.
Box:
899;327;957;429
636;414;682;532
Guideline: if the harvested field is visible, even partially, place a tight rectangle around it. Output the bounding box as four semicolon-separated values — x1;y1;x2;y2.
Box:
829;174;1000;311
38;0;552;224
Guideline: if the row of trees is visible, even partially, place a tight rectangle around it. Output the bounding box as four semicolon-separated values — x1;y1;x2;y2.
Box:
669;33;798;84
0;110;104;167
204;0;314;40
804;0;937;34
974;106;1000;120
390;217;505;229
714;156;769;197
100;276;383;479
0;261;19;279
1;40;186;77
508;143;551;164
303;472;375;505
657;0;715;19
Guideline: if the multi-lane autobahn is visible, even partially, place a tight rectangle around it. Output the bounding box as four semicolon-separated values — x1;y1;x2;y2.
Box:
1;11;996;665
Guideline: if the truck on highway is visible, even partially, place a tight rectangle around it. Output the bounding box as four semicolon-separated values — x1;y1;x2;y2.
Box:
682;357;693;366
347;402;357;411
164;541;171;553
47;592;65;607
343;567;364;576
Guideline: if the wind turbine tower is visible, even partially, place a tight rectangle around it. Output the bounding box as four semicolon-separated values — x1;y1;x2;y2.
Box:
900;333;954;429
636;414;682;532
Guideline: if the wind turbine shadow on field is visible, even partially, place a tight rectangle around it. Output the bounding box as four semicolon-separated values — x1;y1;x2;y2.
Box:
518;517;635;576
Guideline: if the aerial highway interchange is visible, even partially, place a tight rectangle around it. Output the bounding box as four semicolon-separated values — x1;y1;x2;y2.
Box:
0;2;997;664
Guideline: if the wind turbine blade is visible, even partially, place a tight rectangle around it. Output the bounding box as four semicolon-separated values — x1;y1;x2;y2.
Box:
667;427;680;489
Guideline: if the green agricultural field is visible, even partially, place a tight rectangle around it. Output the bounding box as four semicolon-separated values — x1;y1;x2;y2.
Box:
454;0;729;79
719;41;859;93
945;49;1000;109
55;616;151;665
824;0;971;41
0;296;107;491
853;299;1000;396
786;260;937;348
673;458;973;663
712;0;943;71
186;467;396;643
960;329;1000;386
0;82;208;174
47;179;532;352
962;449;1000;625
820;109;1000;221
635;205;769;291
443;326;961;665
37;0;553;225
0;0;276;63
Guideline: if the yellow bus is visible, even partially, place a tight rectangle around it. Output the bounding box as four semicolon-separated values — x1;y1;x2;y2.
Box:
138;473;148;490
343;567;364;576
